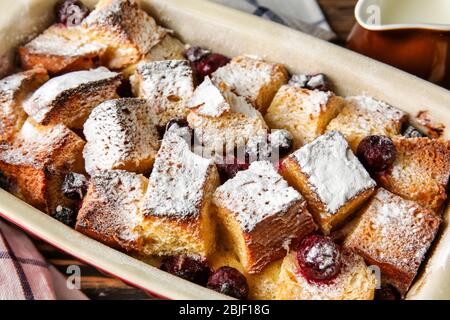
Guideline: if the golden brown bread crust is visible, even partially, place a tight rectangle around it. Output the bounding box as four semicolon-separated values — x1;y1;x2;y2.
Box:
0;121;85;214
344;188;442;296
375;137;450;214
19;25;107;75
76;170;148;252
0;68;49;142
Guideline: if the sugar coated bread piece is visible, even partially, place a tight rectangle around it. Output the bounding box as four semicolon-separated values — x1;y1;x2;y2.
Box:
139;124;220;257
213;161;317;273
0;68;49;142
23;67;121;129
83;98;160;175
83;0;168;69
344;188;441;296
0;120;85;214
275;250;376;300
376;137;450;213
211;55;288;114
19;25;107;75
130;60;195;127
187;77;268;156
326;96;407;151
76;170;148;252
265;85;344;148
280;131;376;234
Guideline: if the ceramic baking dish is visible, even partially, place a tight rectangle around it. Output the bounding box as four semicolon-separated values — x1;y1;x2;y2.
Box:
0;0;449;300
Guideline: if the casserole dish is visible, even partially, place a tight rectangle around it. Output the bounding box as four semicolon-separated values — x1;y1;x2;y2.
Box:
0;0;449;300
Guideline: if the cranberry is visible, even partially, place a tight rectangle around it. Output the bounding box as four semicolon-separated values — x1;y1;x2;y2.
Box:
296;235;342;284
54;205;77;227
357;135;397;172
194;54;231;79
375;284;400;300
207;266;249;299
61;172;88;200
184;46;211;63
55;0;89;27
216;156;250;183
289;73;331;91
160;255;210;286
403;125;425;138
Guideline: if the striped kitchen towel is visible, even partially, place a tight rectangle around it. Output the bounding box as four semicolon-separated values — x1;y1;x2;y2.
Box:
210;0;336;41
0;220;88;300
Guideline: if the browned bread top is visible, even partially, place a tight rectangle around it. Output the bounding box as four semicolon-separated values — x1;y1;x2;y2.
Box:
76;169;148;251
288;131;376;215
23;67;121;125
0;68;49;142
214;161;304;232
141;124;216;221
83;0;168;68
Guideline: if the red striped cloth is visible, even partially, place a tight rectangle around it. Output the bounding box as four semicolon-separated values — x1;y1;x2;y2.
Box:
0;220;87;300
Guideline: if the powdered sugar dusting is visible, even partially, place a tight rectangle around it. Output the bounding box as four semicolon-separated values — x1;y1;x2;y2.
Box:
188;77;231;117
292;131;375;214
141;124;215;219
213;161;302;232
346;96;406;123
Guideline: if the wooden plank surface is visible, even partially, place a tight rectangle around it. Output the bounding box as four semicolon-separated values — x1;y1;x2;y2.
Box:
33;0;358;300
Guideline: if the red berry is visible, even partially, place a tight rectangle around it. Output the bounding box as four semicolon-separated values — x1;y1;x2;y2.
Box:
216;157;249;183
194;54;230;79
56;0;89;27
357;135;397;172
297;235;342;284
207;266;249;299
184;46;211;63
160;255;210;286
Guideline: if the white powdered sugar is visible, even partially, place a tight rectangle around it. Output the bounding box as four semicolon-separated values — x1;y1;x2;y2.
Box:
292;131;375;214
188;77;231;117
83;98;160;174
24;67;119;122
213;161;302;232
0;73;28;101
346;95;406;122
141;124;215;219
306;242;338;271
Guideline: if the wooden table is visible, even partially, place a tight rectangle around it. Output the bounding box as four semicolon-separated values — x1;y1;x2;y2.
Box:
34;0;359;300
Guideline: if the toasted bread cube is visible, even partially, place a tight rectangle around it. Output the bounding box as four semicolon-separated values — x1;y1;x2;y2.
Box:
187;77;268;156
19;25;107;75
76;170;148;252
0;68;49;142
0;120;85;214
280;131;376;234
130;60;195;127
83;98;160;175
139;124;219;257
213;161;317;274
326;96;407;151
344;188;441;296
376;137;450;213
275;250;376;300
23;67;121;129
211;56;288;114
265;85;344;148
83;0;168;69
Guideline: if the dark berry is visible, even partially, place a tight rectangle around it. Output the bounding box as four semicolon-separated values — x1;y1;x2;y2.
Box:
61;172;88;200
207;266;249;299
375;284;401;300
117;79;133;98
184;46;211;63
357;135;397;172
160;255;210;286
216;157;250;183
56;0;89;27
269;129;293;159
403;125;426;138
289;73;331;91
297;235;342;284
54;205;77;227
194;54;231;79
